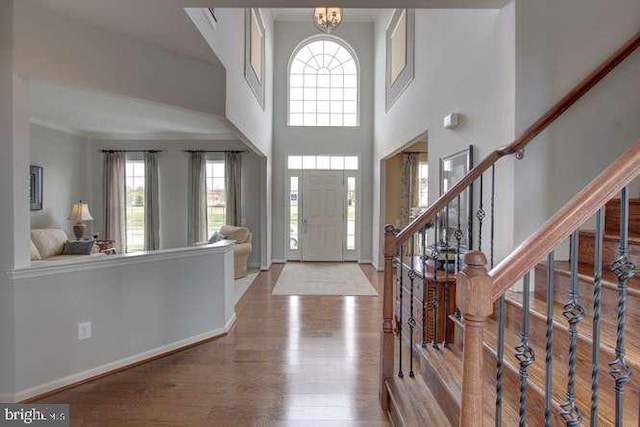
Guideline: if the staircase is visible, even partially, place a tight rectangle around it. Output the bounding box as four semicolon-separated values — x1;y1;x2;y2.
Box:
379;32;640;426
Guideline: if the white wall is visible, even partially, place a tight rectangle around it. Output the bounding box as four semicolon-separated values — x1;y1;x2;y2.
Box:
87;139;260;262
30;124;91;236
372;8;516;268
187;8;274;158
0;0;16;401
271;21;375;262
512;0;640;247
10;243;235;401
13;1;226;118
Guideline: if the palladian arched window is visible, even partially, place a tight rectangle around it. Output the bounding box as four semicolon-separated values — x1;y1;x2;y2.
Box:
288;36;359;127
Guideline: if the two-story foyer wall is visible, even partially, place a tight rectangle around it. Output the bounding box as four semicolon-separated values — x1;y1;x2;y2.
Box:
271;21;375;262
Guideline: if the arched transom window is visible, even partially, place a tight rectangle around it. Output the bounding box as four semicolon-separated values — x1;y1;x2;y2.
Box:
288;37;359;127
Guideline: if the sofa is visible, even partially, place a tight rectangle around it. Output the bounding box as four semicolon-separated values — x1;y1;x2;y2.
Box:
220;225;252;279
30;228;100;262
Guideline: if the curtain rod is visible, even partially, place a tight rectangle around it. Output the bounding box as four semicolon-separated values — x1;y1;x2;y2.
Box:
182;150;248;153
101;149;165;153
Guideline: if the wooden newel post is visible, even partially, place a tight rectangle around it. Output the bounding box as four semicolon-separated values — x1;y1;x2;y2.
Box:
380;224;397;410
456;251;493;427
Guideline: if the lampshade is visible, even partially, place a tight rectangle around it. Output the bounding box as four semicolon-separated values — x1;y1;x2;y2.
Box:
313;7;343;34
68;201;94;222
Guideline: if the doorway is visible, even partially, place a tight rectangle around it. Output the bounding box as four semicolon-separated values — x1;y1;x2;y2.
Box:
285;155;359;262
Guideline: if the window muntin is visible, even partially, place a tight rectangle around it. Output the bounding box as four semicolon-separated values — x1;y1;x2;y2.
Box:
287;155;358;170
206;160;226;238
289;38;358;127
125;160;145;253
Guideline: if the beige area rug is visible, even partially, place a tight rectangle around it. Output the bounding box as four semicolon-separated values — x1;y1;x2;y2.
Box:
272;263;378;296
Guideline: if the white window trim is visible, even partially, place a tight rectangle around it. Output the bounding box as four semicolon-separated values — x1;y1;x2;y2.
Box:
286;34;361;127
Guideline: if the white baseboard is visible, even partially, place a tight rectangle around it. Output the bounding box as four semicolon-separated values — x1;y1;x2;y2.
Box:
358;259;373;265
13;314;237;403
271;259;286;264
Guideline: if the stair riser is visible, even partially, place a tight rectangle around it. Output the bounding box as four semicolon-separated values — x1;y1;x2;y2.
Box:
453;319;565;426
604;199;640;237
578;231;640;268
533;266;640;339
503;299;640;395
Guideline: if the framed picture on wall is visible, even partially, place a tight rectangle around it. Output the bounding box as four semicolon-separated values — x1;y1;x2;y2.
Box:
439;145;473;250
30;165;43;211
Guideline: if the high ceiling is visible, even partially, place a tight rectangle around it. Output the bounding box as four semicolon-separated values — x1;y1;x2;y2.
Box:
29;80;237;140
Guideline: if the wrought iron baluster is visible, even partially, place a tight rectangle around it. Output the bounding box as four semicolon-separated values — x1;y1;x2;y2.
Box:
610;187;635;427
515;272;535;426
398;244;404;378
545;251;555;426
408;235;416;378
421;225;428;348
495;294;505;427
454;194;463;320
561;231;584;426
443;204;451;348
490;165;496;268
432;214;439;349
477;174;485;251
591;208;604;427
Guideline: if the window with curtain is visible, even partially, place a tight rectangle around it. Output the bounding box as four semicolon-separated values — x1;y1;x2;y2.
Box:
206;160;226;237
125;160;145;252
418;161;429;208
289;37;359;127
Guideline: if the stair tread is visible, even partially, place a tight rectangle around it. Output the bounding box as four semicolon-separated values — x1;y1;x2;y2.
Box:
386;374;452;426
415;344;520;426
483;309;638;425
505;290;640;372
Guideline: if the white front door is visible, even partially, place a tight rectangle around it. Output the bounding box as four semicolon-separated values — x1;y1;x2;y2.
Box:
302;171;344;261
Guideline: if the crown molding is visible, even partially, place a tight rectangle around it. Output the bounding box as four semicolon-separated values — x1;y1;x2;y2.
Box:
29;118;85;137
85;131;239;141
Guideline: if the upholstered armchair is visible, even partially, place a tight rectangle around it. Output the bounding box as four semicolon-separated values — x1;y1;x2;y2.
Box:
220;225;252;279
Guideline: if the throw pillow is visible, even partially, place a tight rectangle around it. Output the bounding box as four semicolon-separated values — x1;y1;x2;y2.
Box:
62;240;96;255
208;232;227;244
30;240;42;261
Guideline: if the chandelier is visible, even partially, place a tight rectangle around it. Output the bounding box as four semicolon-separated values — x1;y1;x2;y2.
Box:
313;7;343;34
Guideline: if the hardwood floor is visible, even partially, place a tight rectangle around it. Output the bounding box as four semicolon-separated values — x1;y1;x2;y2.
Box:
37;264;391;426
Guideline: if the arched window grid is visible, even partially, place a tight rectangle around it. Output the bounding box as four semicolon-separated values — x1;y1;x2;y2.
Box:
288;36;360;127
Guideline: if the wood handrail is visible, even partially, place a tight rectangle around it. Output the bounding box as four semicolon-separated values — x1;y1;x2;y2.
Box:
394;31;640;246
490;140;640;300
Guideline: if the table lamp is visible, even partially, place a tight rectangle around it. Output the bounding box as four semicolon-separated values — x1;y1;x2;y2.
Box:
68;200;94;240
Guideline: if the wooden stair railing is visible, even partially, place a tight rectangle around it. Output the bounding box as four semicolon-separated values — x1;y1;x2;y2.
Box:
380;31;640;426
458;140;640;426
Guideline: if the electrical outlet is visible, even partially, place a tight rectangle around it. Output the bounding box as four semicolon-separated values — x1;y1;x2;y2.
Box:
78;321;92;340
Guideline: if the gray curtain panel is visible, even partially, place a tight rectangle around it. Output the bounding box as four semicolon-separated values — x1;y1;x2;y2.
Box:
225;152;242;226
188;152;207;245
400;152;419;227
144;152;160;251
103;151;126;254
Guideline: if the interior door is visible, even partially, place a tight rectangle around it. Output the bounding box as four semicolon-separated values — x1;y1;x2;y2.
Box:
302;171;344;261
